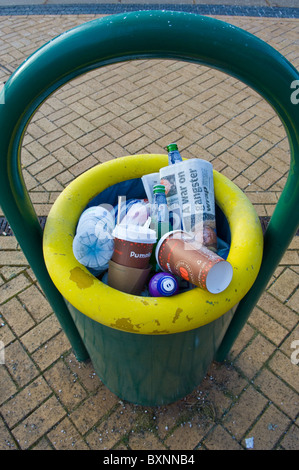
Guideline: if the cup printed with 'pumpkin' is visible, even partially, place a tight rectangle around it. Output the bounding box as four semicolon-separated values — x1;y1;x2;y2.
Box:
111;224;157;269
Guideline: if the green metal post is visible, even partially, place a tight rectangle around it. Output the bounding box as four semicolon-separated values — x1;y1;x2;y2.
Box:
0;11;298;364
215;179;299;361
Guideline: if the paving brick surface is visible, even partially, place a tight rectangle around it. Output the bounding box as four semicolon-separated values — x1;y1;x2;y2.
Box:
0;9;298;451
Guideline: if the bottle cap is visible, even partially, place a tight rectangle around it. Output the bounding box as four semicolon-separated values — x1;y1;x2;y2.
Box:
153;184;166;194
167;143;178;152
149;272;179;297
157;274;178;296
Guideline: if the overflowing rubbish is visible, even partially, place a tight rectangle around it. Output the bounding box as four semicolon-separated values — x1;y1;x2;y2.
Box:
73;143;232;296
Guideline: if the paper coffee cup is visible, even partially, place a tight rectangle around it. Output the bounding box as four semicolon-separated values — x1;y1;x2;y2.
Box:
111;224;157;269
108;260;151;295
156;230;232;294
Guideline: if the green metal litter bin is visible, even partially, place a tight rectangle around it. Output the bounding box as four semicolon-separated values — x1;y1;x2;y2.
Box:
65;299;238;406
0;12;298;406
42;153;263;405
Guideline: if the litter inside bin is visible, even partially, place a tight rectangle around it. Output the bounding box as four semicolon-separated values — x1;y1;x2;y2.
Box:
73;145;232;297
72;205;115;277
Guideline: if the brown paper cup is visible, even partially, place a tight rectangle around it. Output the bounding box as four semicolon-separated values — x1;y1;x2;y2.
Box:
112;237;154;269
156;231;233;294
107;260;151;295
111;224;156;269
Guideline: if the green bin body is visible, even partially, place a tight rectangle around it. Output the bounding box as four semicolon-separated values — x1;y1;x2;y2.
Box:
66;300;236;406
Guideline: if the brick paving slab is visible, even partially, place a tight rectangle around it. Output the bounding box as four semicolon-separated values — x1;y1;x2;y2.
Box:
0;7;298;451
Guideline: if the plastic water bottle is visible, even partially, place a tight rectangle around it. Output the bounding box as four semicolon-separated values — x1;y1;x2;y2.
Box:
150;184;171;240
167;143;183;165
149;184;171;273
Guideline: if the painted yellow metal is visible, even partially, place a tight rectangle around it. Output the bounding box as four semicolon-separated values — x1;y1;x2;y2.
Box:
43;153;263;335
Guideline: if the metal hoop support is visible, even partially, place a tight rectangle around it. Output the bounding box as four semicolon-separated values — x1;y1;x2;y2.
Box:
0;11;298;361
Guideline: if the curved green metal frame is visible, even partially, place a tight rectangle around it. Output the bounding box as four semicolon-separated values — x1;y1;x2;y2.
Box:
0;11;298;362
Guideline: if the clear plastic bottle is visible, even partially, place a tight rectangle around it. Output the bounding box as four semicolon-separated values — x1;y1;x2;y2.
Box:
150;184;171;240
149;184;171;272
167;143;183;165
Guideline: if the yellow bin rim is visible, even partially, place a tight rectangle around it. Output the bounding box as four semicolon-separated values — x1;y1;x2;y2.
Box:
43;154;263;335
